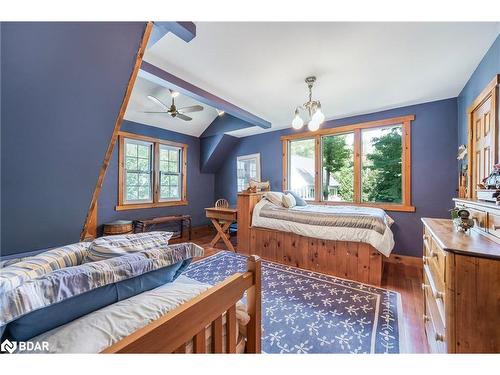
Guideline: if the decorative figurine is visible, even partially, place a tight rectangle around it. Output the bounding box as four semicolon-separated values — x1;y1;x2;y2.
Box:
483;163;500;189
452;209;474;232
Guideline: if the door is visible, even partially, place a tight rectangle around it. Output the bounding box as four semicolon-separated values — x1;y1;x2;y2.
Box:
473;96;495;194
468;76;499;198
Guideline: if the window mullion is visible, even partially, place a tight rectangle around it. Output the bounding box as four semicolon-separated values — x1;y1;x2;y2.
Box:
153;142;160;203
353;129;361;204
315;135;321;202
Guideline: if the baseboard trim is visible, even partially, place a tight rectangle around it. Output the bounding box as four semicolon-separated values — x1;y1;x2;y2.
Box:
384;254;422;269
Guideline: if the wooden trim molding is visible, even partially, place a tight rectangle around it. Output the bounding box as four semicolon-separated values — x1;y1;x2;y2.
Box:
117;132;188;211
466;74;500;199
280;115;415;141
384;253;423;269
281;114;415;212
80;22;153;240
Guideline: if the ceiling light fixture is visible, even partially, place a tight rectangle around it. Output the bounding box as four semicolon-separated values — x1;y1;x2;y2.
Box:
216;109;225;116
170;90;180;98
291;76;325;132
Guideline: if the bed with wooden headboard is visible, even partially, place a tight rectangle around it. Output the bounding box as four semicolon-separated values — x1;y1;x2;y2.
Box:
237;192;384;286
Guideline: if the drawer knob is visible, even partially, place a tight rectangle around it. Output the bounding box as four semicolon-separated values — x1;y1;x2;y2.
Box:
429;250;438;258
423;314;430;322
433;290;445;300
435;333;445;342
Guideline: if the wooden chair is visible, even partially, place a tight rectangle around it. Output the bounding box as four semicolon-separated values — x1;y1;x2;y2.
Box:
215;199;229;208
214;199;231;239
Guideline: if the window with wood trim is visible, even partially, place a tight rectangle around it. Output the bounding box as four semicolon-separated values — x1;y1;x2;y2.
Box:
117;132;188;210
282;115;414;212
237;153;261;192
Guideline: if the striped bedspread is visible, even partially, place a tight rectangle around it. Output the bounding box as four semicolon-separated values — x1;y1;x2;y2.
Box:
0;242;204;326
259;203;393;235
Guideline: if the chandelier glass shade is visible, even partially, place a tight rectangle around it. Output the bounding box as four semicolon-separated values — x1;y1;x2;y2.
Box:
291;76;325;132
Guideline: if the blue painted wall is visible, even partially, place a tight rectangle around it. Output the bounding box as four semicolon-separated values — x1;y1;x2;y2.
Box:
1;22;146;256
200;113;255;138
457;35;500;147
98;120;215;230
215;98;458;257
200;134;240;173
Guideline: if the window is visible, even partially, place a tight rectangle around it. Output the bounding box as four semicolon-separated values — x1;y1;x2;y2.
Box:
282;115;414;212
321;133;354;202
288;139;316;200
159;145;182;201
237;153;261;192
361;125;402;204
124;139;153;202
117;132;187;210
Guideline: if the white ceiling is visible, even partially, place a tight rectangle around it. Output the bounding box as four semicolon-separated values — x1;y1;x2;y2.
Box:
124;76;219;137
144;22;500;137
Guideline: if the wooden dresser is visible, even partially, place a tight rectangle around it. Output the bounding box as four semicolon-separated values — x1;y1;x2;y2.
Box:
421;217;500;353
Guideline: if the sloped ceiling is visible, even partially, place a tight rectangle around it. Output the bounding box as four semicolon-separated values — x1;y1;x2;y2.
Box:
124;76;220;137
145;22;500;137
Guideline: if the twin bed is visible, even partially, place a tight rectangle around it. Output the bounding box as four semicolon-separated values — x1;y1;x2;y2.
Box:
0;234;261;354
237;191;395;286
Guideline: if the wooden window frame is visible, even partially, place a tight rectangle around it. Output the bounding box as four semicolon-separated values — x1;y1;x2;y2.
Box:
281;115;415;212
237;153;262;192
116;131;188;211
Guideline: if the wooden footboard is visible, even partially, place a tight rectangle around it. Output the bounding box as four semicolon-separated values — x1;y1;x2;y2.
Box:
102;255;261;354
248;227;383;286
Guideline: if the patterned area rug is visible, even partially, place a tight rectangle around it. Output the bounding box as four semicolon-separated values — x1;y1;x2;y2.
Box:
185;251;404;354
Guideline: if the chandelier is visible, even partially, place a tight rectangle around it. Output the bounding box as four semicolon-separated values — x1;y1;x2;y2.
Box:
291;76;325;132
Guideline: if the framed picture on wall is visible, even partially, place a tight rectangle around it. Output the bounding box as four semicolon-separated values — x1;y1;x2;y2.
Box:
237;153;261;192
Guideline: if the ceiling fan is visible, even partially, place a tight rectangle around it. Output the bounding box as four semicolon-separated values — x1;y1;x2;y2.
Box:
143;90;203;121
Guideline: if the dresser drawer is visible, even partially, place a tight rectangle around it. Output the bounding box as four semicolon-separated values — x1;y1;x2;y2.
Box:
424;294;447;353
423;232;446;283
423;264;446;325
468;208;487;231
488;212;500;239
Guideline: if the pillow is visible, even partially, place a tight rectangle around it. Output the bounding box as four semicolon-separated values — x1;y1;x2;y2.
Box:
0;242;90;292
284;190;307;206
85;231;173;262
282;193;297;208
0;242;203;333
263;191;284;206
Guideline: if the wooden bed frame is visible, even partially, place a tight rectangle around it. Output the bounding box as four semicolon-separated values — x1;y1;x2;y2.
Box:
237;192;383;286
102;255;262;354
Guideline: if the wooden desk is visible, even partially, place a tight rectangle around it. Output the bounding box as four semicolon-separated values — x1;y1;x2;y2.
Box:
205;207;237;251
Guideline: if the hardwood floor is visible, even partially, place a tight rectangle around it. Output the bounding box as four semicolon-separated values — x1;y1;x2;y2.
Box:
178;225;428;353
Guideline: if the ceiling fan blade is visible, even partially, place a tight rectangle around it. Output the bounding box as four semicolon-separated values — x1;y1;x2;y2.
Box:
176;113;192;121
147;95;169;111
178;105;204;113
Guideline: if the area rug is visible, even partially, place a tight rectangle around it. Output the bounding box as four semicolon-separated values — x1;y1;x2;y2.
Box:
184;251;404;354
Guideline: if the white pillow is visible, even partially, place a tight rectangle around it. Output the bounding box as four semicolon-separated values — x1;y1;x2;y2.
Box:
282;193;297;208
264;191;284;206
